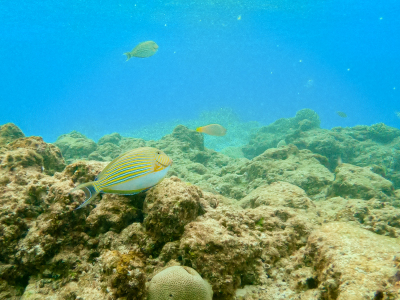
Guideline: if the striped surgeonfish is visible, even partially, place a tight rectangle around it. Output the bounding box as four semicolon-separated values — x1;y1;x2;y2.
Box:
71;147;172;210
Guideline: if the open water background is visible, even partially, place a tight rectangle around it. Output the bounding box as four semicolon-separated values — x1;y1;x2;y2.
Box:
1;0;399;143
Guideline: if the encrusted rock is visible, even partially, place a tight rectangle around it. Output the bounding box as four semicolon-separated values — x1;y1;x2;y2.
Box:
328;163;395;201
98;132;122;145
304;222;400;299
179;205;312;298
143;177;206;243
171;125;204;151
99;249;146;299
62;160;106;185
238;181;315;210
90;142;121;161
241;111;400;190
239;144;333;199
242;108;320;158
85;194;144;235
54;131;97;162
0;123;24;146
315;197;400;237
3;136;65;175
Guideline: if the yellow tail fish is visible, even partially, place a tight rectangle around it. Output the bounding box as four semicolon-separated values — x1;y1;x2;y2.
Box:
196;124;227;136
71;147;172;210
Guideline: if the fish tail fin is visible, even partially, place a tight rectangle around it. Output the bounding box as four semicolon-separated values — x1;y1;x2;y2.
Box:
124;52;131;61
70;182;100;210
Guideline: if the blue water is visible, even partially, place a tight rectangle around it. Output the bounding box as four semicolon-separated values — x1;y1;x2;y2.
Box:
1;0;399;142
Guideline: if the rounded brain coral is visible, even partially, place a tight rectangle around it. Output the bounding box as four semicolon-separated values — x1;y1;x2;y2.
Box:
148;266;213;300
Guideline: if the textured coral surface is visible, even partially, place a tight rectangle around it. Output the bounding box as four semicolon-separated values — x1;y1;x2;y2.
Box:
1;119;400;300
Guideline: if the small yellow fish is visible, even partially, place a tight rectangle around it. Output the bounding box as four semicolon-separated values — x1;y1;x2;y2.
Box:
71;147;172;210
124;41;159;61
196;124;227;136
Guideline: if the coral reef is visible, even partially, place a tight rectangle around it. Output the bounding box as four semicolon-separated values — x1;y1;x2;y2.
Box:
52;125;335;201
1;120;400;300
243;110;400;190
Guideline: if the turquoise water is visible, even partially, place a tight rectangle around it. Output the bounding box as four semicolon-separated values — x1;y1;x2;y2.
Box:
1;0;399;143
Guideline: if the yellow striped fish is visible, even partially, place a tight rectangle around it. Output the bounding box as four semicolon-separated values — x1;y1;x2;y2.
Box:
71;147;172;210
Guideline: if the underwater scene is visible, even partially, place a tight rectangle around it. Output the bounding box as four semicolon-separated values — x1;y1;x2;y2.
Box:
1;0;400;299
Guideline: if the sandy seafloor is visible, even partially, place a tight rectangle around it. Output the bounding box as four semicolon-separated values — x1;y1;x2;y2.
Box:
1;108;400;300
